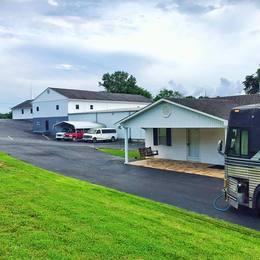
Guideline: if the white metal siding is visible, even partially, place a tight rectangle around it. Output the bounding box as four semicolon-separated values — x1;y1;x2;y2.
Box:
145;128;225;165
69;111;145;139
123;102;225;129
32;100;68;118
34;88;67;102
68;100;149;114
12;108;33;120
32;88;68;118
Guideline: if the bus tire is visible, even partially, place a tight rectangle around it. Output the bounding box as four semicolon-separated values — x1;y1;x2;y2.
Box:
92;138;97;143
111;136;115;142
256;195;260;216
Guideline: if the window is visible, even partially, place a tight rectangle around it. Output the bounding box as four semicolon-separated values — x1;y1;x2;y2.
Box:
159;128;167;145
56;105;59;110
76;104;79;110
30;108;33;114
21;109;24;114
90;105;94;110
102;129;116;134
36;106;39;112
228;128;248;157
241;130;249;156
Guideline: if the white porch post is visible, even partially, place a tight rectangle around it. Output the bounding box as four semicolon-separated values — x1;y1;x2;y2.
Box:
124;127;129;164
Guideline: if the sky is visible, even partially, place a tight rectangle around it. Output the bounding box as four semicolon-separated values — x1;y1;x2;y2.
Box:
0;0;260;112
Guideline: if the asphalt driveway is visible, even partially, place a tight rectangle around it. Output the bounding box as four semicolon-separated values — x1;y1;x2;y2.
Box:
0;119;259;230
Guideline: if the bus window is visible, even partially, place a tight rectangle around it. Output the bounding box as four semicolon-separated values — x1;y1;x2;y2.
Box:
241;130;249;156
229;129;240;156
228;128;249;156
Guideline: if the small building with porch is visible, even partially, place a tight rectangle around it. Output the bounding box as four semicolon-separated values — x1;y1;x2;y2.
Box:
119;95;260;165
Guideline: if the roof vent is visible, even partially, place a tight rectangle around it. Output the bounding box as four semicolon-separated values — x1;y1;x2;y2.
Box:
161;104;172;118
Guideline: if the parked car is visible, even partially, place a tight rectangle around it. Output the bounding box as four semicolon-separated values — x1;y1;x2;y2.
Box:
54;121;106;141
56;132;66;140
64;129;88;141
83;128;118;142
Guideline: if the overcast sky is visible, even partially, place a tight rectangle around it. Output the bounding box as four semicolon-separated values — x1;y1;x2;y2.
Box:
0;0;260;112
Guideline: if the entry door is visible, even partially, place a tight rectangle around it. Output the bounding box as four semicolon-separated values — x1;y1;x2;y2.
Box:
187;129;200;161
45;120;49;132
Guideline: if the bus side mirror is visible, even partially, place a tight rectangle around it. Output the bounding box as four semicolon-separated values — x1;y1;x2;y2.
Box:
217;140;224;156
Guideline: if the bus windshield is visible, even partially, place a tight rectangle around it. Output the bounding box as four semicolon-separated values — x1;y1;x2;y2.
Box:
227;128;249;157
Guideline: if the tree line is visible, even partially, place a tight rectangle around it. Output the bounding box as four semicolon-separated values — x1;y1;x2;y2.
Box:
99;71;197;101
100;67;260;101
0;112;12;119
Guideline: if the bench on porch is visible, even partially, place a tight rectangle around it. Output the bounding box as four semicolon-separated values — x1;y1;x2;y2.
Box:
138;147;158;159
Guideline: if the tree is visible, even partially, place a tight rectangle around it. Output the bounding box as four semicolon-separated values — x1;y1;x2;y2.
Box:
99;71;152;99
0;112;12;119
243;67;260;94
153;88;183;102
185;95;196;99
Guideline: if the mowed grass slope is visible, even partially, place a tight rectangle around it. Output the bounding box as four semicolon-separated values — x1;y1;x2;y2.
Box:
0;153;259;259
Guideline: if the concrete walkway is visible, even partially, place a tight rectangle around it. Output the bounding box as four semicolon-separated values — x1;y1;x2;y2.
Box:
130;158;224;179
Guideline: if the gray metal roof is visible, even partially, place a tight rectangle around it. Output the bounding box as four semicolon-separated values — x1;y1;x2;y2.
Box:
167;94;260;120
50;88;151;103
11;100;33;110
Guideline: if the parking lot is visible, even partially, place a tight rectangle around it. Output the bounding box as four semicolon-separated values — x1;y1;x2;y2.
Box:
0;119;259;230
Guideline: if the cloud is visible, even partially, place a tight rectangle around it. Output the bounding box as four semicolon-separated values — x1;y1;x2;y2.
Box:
0;0;259;112
156;0;219;15
55;63;74;70
48;0;59;7
215;78;243;96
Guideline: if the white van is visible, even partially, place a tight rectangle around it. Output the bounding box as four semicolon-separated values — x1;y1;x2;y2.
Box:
83;128;118;142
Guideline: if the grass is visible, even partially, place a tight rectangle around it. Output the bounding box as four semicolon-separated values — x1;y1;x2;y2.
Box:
0;152;259;259
97;147;140;159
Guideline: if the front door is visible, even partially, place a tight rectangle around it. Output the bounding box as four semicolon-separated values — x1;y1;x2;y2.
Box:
187;129;200;161
45;120;49;132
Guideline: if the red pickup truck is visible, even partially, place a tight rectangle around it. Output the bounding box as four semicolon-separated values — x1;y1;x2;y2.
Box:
63;129;86;141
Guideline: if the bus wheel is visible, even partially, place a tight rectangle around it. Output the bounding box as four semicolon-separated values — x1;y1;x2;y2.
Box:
256;195;260;216
111;136;115;142
92;138;97;143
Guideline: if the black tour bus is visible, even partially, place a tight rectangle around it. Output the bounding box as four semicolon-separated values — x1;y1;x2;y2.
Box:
218;104;260;213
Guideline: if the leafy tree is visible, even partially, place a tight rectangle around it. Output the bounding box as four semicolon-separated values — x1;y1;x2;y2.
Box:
185;95;196;99
154;88;183;101
99;71;152;99
243;67;260;94
0;112;12;119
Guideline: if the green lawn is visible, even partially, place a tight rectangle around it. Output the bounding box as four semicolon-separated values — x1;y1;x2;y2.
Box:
97;147;140;159
0;153;259;259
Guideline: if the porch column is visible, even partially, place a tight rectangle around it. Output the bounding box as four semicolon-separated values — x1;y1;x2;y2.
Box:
224;127;228;142
124;127;129;164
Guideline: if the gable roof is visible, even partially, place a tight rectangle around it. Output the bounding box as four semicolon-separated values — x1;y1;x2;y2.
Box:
11;100;33;110
50;88;151;103
118;94;260;125
168;94;260;120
